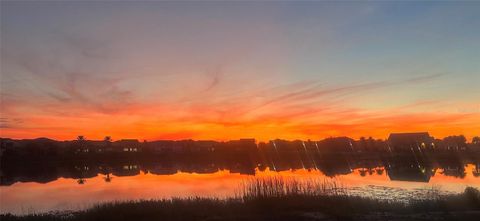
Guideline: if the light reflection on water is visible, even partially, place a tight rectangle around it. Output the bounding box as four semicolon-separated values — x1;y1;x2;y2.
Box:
1;164;479;215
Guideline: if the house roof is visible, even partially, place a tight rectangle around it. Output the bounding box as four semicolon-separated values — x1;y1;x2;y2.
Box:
388;132;431;144
114;139;139;142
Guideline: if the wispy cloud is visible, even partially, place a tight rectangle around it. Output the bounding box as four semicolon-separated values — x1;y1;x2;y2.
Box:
1;1;477;141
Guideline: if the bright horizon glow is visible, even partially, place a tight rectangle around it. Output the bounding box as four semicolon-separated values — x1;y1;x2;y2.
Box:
1;1;479;141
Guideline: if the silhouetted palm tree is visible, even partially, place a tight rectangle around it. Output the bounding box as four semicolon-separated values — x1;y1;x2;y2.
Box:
77;136;85;141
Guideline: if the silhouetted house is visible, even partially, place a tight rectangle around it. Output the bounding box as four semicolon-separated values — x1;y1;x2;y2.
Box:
176;139;196;153
114;139;141;152
440;135;468;151
265;139;321;170
148;140;177;153
224;139;256;152
318;137;355;153
387;132;434;152
195;140;218;152
69;139;111;154
303;140;321;153
89;141;107;153
71;139;91;154
102;139;114;152
269;139;301;152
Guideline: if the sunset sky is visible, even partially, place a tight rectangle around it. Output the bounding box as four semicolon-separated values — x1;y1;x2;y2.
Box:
1;1;479;141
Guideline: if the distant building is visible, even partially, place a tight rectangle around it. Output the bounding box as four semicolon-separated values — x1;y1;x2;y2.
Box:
441;135;468;151
114;139;141;152
318;137;355;153
225;139;256;151
147;140;177;153
195;140;218;152
387;132;434;152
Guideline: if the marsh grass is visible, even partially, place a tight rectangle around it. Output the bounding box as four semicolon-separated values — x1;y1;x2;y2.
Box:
238;176;347;200
2;177;480;221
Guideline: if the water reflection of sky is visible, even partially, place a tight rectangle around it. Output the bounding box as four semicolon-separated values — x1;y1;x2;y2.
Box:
1;164;479;215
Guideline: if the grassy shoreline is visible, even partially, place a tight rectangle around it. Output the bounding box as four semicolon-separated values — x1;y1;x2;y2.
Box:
2;177;480;221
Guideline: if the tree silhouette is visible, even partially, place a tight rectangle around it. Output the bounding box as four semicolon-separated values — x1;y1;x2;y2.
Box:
359;137;366;151
473;136;480;144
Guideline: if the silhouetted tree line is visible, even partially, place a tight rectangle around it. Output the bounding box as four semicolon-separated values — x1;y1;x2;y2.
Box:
1;134;479;161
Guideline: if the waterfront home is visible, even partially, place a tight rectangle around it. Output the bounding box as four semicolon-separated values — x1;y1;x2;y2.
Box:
387;132;434;152
114;139;142;152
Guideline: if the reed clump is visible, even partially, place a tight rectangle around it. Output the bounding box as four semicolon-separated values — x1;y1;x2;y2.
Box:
238;176;347;200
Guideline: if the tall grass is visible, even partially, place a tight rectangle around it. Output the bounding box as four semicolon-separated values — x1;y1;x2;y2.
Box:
238;176;347;200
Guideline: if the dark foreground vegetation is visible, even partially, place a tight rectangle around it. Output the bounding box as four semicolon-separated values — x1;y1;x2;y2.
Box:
2;177;480;221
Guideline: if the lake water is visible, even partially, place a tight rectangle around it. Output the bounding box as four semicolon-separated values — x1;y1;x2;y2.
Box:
1;159;479;215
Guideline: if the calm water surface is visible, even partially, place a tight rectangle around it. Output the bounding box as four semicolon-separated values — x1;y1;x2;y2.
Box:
1;164;479;214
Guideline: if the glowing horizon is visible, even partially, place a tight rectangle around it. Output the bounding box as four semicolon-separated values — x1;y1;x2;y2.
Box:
1;1;479;141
